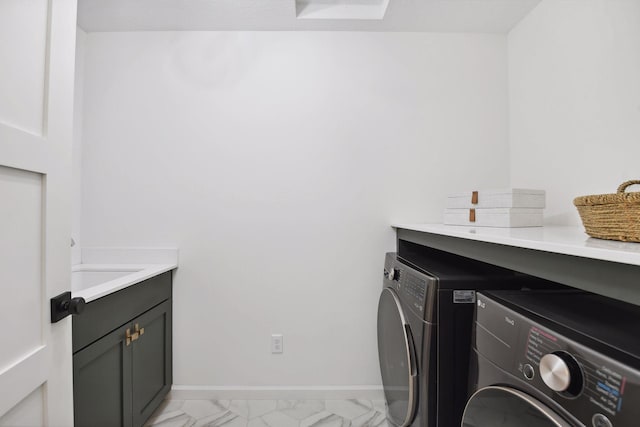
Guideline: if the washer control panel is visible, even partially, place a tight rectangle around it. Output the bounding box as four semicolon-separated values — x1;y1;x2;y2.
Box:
474;292;640;427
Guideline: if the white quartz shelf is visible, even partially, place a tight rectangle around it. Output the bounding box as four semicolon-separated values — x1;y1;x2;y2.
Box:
72;263;177;302
391;223;640;267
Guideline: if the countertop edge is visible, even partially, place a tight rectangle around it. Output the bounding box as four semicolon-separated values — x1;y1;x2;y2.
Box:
73;263;177;302
392;223;640;267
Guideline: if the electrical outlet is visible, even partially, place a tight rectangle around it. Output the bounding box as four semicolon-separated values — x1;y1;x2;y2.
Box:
271;334;283;354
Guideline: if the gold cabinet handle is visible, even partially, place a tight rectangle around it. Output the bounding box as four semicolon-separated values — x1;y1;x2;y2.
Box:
125;325;144;346
135;323;145;336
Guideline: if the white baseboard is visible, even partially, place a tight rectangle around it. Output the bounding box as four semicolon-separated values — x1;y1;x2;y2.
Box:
169;385;385;401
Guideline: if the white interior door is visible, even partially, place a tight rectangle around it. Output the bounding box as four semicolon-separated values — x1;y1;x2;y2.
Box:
0;0;77;426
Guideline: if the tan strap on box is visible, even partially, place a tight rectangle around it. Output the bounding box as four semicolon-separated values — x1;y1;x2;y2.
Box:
469;209;476;222
471;191;478;204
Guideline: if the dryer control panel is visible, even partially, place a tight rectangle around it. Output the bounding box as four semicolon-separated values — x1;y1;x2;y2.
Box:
474;292;640;427
383;253;437;322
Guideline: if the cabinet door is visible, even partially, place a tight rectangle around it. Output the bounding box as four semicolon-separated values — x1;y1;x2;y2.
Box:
73;323;133;427
131;300;172;427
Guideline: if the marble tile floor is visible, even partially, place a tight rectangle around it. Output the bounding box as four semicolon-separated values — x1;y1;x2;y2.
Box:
145;399;390;427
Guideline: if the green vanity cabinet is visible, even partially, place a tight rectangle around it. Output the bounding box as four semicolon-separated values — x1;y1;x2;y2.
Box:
72;272;173;427
131;300;172;427
73;323;133;427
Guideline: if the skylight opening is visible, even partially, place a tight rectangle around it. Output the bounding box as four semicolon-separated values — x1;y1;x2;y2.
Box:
295;0;390;20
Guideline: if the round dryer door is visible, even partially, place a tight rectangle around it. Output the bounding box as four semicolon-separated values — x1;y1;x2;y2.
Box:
377;288;418;427
462;386;573;427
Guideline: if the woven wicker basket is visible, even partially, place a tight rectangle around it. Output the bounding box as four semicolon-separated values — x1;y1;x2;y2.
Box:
574;180;640;242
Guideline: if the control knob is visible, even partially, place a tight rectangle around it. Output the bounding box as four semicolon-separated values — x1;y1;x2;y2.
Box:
388;268;400;281
539;351;583;396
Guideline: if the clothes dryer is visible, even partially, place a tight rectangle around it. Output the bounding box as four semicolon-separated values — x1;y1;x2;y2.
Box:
378;241;563;427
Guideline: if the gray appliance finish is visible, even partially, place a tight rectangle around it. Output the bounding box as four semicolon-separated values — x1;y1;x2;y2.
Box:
464;291;640;427
377;241;562;427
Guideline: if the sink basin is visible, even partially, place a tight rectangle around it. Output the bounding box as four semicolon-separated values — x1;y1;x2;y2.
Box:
72;268;143;292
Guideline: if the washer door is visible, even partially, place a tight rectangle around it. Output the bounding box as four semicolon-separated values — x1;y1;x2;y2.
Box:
462;386;572;427
377;288;418;427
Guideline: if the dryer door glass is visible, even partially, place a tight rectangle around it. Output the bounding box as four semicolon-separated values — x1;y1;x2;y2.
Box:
462;386;572;427
377;288;418;427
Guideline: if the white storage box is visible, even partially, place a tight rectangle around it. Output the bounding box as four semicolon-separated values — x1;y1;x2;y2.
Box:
446;188;545;209
443;208;544;227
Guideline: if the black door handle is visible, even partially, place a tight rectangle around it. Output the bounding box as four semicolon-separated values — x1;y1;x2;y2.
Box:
51;291;86;323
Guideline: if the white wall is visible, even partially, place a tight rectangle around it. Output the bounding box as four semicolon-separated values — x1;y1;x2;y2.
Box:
72;28;87;265
80;32;509;391
509;0;640;225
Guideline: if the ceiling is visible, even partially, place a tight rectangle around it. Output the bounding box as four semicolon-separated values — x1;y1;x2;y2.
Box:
77;0;542;33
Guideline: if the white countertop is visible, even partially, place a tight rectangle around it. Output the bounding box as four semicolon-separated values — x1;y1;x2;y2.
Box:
392;223;640;267
72;263;177;302
71;247;179;302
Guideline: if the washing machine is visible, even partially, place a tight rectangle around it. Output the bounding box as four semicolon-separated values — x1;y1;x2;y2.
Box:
377;240;563;427
463;290;640;427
